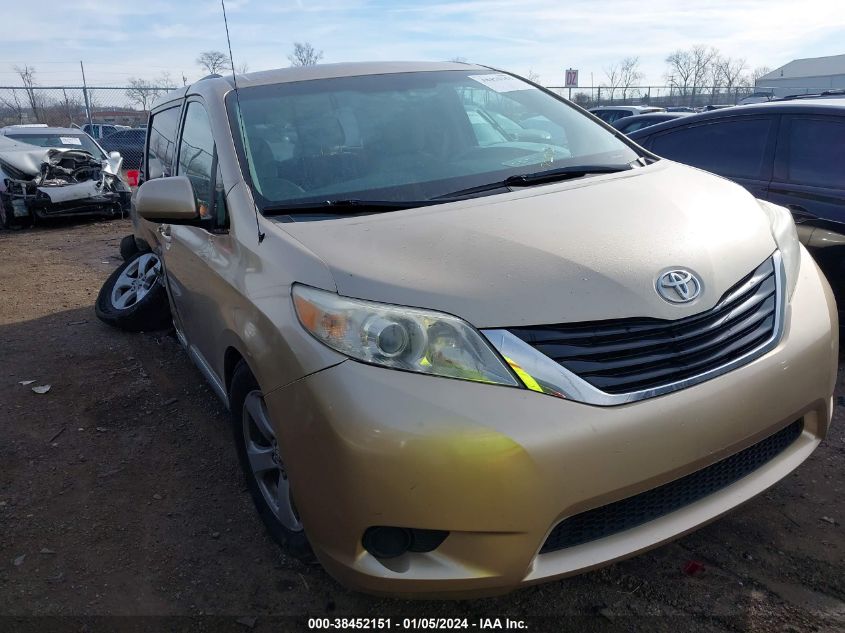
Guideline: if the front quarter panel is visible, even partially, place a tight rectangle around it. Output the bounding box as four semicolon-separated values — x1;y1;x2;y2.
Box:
202;182;347;395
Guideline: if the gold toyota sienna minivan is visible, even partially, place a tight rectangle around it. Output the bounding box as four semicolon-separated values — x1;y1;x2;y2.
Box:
113;62;838;598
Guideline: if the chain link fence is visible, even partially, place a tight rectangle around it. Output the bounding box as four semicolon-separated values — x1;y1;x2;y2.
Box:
0;84;767;129
2;83;816;130
544;85;763;109
0;86;177;129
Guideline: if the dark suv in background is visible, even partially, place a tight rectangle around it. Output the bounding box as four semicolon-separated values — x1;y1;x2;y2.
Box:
99;128;146;170
629;99;845;314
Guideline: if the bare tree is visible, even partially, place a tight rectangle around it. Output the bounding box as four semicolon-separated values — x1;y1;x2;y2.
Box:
288;42;324;67
156;72;176;89
602;62;622;101
527;69;540;83
125;78;162;111
708;55;725;100
14;65;43;122
619;57;643;100
571;92;591;107
691;46;718;95
0;90;25;125
125;73;176;111
235;62;250;75
665;49;695;97
449;56;468;64
87;89;102;117
716;56;747;101
751;66;772;85
196;50;231;75
719;57;747;90
665;45;718;104
55;89;83;126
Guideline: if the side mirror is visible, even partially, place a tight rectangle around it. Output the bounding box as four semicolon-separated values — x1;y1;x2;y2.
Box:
108;151;121;161
136;176;199;223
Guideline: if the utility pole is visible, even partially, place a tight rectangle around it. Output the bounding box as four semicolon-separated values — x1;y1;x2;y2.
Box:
80;61;92;126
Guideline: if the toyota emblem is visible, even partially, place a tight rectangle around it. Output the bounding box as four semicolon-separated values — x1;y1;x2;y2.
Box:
656;269;702;303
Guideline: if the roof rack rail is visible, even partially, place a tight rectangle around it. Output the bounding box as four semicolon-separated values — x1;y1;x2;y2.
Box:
773;89;845;102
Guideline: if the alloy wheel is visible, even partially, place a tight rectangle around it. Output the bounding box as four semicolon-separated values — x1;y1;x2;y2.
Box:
110;253;161;310
242;391;303;532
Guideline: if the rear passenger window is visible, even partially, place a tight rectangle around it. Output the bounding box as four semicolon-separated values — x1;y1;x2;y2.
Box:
621;120;649;132
786;118;845;189
651;118;772;179
146;106;181;179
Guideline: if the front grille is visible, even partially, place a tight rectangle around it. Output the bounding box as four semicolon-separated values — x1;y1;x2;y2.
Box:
508;257;779;395
540;419;803;554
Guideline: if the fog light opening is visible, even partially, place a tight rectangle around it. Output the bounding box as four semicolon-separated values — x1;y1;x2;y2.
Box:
362;526;412;559
408;528;449;552
362;526;450;559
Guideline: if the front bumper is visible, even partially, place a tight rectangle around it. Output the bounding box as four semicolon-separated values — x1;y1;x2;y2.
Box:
264;248;838;598
1;183;130;222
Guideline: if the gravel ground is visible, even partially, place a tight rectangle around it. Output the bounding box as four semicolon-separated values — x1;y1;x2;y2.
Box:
0;219;842;633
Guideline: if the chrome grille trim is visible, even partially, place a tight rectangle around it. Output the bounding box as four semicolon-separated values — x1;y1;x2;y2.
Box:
484;251;785;406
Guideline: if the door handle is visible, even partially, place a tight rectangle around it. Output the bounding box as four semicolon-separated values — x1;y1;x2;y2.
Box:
158;224;171;238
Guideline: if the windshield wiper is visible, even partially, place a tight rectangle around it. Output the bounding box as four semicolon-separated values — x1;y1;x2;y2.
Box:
261;164;634;216
262;198;443;217
435;163;634;199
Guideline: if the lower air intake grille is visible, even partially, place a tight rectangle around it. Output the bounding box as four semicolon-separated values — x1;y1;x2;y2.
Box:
540;419;803;554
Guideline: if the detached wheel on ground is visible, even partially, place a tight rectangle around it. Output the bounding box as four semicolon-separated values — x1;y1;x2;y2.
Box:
95;251;172;332
229;361;312;561
119;234;140;261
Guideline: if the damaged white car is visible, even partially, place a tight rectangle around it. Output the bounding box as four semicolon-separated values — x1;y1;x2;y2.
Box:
0;126;131;228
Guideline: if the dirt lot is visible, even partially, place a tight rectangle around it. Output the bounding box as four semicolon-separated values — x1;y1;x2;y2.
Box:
0;219;843;633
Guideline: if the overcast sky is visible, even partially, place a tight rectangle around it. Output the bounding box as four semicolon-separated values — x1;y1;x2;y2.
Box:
0;0;842;88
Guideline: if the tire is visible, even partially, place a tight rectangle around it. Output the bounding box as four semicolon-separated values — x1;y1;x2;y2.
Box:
229;361;312;561
0;200;33;230
95;251;172;332
119;234;140;261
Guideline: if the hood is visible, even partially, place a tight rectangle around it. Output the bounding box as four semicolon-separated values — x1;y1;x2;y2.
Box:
275;161;776;328
0;135;53;175
0;135;119;177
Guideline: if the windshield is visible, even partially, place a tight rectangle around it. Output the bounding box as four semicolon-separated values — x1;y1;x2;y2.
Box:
5;133;105;158
227;70;640;210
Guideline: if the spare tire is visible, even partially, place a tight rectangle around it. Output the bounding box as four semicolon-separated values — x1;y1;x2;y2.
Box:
95;251;171;332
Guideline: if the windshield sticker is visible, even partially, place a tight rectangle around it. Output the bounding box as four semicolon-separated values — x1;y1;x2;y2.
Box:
59;137;83;146
469;73;536;93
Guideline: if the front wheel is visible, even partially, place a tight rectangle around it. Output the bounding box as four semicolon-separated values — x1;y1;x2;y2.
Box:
95;251;171;331
0;200;33;229
229;362;312;560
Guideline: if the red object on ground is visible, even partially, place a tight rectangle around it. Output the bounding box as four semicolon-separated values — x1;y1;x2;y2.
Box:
126;170;140;187
682;560;705;576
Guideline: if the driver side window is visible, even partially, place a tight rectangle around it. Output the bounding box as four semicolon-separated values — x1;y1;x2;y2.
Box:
177;101;228;230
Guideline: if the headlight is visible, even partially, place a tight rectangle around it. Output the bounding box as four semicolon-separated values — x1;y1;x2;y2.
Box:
758;199;799;298
292;284;519;387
